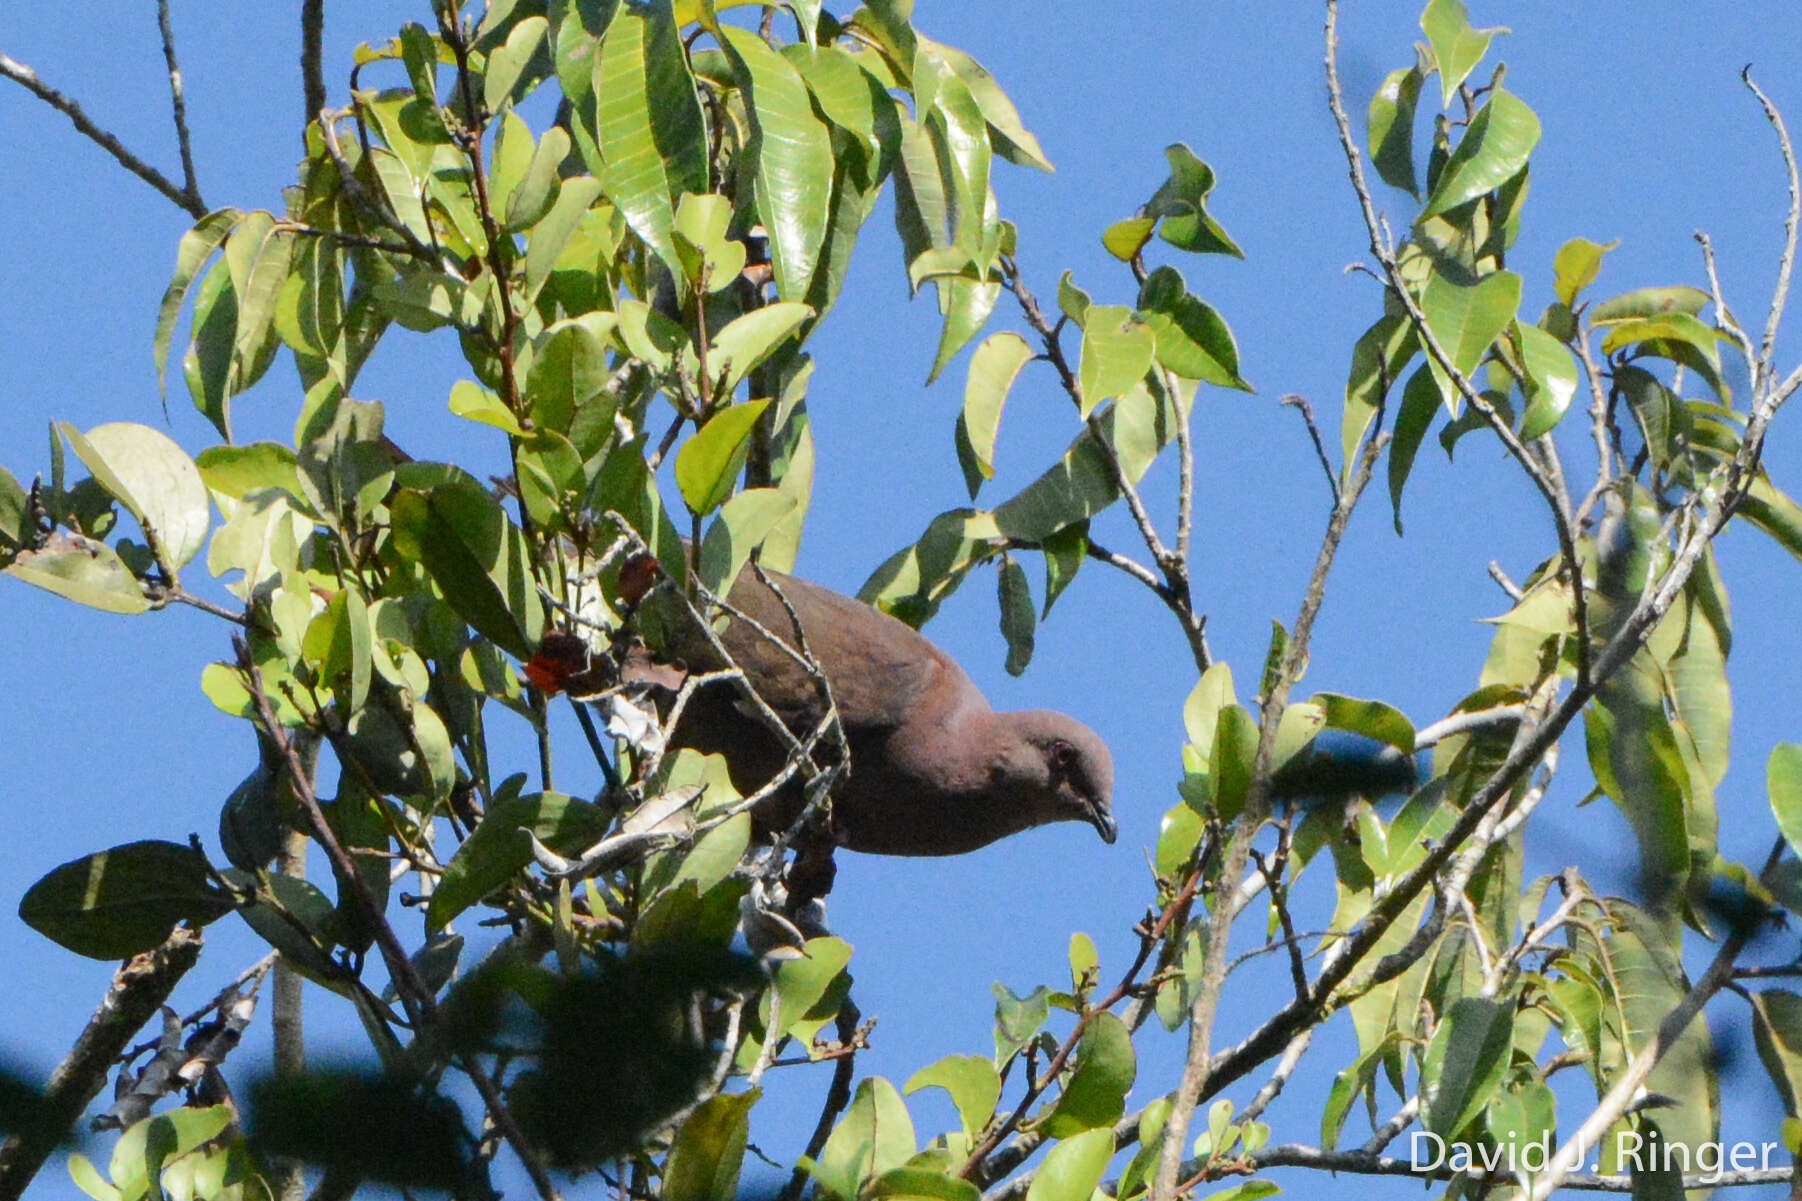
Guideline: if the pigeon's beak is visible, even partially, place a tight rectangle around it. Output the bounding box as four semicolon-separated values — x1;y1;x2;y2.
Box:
1087;798;1118;845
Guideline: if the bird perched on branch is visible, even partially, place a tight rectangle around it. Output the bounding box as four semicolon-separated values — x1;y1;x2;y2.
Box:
528;558;1116;859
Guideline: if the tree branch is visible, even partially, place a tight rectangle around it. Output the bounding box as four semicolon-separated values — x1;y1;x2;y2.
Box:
0;927;204;1200
0;51;206;218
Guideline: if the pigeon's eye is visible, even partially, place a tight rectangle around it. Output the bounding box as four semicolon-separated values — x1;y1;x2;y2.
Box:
1051;740;1079;770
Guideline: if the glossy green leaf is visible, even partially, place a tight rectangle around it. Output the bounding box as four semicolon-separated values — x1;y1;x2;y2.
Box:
1421;996;1512;1137
720;27;834;300
1514;321;1578;439
1023;1127;1114;1201
673;191;749;290
707;302;815;395
19;840;233;960
917;37;1050;172
767;935;853;1044
1599;312;1721;374
1369;65;1423;196
1420;0;1507;107
1037;1012;1134;1137
1040;521;1085;618
1137;266;1247;389
905;1055;1001;1142
677;400;773;515
1420;269;1521;404
1077;306;1155;418
506;124;571;234
996;555;1035;676
586;6;706;275
1421;90;1538;220
526;315;618;441
1209;704;1257;823
195;442;304;503
865;1168;980;1201
957;331;1034;493
524;176;608;302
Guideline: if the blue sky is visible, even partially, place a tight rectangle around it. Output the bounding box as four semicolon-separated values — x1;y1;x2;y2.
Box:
6;2;1802;1196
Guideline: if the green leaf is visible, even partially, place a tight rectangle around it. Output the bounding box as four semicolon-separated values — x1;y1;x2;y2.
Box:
389;483;543;660
1421;996;1513;1137
696;487;798;598
992;982;1051;1068
1388;363;1440;534
1514;321;1578;439
1209;705;1257;823
1314;693;1416;752
196;442;304;503
1101;217;1155;262
449;380;525;436
1023;1127;1115;1201
1146;144;1241;257
19;840;233;960
1589;285;1709;324
154;209;241;400
707;302;815;396
768;935;853;1044
1598;312;1722;374
905;1055;1001;1142
996;555;1035;676
677;400;773;515
1421;90;1538;220
5;537;151;615
1041;522;1085;618
810;1078;915;1201
719;27;834;300
483;15;548;111
1770;744;1802;862
525;176;608;302
1057;272;1091;327
673;191;748;290
1037;1012;1135;1137
866;1168;980;1201
1751;990;1802;1116
585;6;706;275
1420;0;1507;107
1369;65;1423;196
1183;662;1238;757
429;791;611;929
665;1089;760;1201
302;587;374;714
916;37;1050;172
1342;311;1418;473
1552;237;1616;307
1078;306;1156;418
1137;266;1247;389
60;423;210;571
506;124;572;234
1419;269;1521;405
991;380;1177;543
957;332;1034;495
526;315;619;445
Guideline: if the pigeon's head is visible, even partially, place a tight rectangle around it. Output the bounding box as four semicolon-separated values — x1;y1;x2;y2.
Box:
995;711;1117;844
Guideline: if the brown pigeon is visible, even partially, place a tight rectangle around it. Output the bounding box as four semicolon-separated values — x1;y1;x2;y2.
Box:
590;559;1117;857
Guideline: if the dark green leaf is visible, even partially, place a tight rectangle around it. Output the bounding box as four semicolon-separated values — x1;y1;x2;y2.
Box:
1037;1012;1135;1137
1421;996;1513;1137
1369;65;1423;196
665;1089;760;1201
1421;90;1538;220
429;791;611;929
19;840;232;960
996;555;1035;676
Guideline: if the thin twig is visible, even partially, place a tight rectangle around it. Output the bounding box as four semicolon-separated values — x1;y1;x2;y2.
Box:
1282;394;1341;505
1742;68;1800;384
0;52;206;218
155;0;200;204
301;0;326;127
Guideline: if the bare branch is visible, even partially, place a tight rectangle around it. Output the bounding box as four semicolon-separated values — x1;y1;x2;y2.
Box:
302;0;326;127
0;927;204;1199
1742;68;1800;383
0;51;206;218
155;0;200;204
1281;393;1341;505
